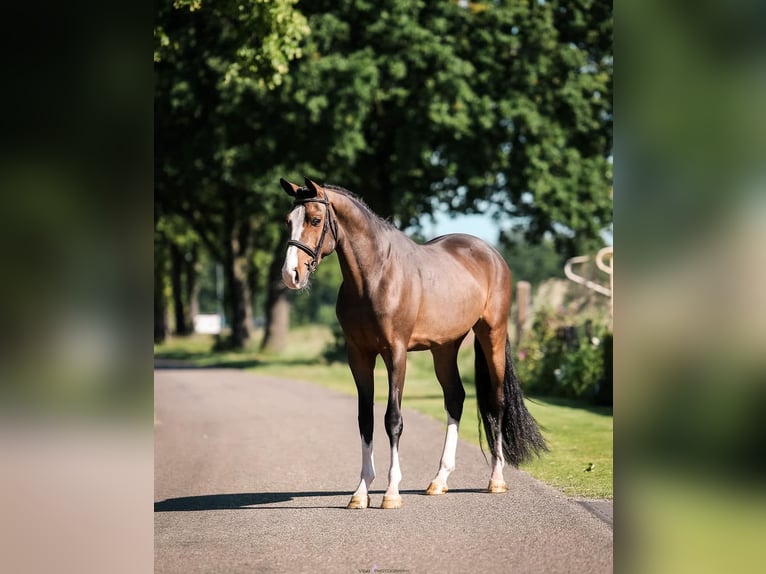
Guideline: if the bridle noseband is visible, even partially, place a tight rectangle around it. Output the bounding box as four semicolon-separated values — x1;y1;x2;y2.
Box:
287;194;338;274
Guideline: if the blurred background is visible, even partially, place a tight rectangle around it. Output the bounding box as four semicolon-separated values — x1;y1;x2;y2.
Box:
153;0;613;360
1;0;764;572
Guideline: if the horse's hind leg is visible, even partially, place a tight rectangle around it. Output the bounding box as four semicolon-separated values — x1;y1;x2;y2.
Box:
473;321;510;493
426;340;466;495
347;344;376;509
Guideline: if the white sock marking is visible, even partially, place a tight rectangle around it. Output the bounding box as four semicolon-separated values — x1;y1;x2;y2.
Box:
491;435;505;483
385;444;402;496
432;416;459;486
352;439;375;499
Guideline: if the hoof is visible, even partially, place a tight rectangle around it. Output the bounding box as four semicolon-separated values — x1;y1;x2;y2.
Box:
381;494;403;509
425;482;448;495
487;480;507;493
346;494;372;509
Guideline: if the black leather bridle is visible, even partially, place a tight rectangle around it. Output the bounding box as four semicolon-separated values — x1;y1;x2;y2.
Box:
287;194;338;274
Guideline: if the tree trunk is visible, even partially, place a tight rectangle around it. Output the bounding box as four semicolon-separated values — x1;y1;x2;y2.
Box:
184;243;200;332
223;240;252;349
261;245;290;353
219;195;256;349
169;242;192;335
154;235;169;344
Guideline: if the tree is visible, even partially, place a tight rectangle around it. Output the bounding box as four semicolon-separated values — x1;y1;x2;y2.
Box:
271;0;482;224
154;0;309;348
500;232;566;289
155;215;201;336
274;0;611;254
454;0;613;257
154;225;170;344
155;0;612;349
259;228;291;352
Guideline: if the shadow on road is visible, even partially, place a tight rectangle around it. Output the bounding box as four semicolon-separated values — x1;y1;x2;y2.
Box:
154;492;347;511
153;358;322;371
153;359;264;370
155;489;485;512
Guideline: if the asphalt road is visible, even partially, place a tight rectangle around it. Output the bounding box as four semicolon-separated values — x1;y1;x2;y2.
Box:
155;367;612;574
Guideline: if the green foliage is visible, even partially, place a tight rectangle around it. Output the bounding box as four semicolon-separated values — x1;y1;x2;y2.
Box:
271;0;612;251
288;255;344;326
516;308;611;402
155;0;612;347
451;0;613;256
155;0;311;346
500;232;566;288
155;0;310;218
154;0;309;90
558;332;604;398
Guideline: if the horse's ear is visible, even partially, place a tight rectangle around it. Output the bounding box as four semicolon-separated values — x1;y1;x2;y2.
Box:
303;177;321;198
280;178;300;197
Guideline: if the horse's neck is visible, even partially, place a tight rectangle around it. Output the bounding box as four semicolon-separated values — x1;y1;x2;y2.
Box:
330;191;401;296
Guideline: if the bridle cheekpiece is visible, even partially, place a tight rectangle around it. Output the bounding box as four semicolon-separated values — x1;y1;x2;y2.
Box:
287;192;338;274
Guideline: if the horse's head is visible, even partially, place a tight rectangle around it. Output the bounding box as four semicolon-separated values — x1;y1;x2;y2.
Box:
280;177;338;289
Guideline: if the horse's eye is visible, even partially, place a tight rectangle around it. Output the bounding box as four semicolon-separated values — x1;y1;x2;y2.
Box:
311;218;321;227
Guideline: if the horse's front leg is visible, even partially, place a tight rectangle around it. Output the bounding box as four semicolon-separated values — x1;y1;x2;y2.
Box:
347;344;376;509
381;345;407;509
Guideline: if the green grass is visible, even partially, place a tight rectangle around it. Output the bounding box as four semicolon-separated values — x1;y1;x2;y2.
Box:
155;325;613;498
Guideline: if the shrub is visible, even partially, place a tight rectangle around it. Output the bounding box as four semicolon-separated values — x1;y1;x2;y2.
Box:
516;308;612;403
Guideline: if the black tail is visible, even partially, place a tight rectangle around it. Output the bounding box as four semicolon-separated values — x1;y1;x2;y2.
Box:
474;337;548;467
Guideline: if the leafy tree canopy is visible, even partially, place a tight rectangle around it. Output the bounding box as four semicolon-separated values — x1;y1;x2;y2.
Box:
154;0;613;347
155;0;311;346
274;0;612;255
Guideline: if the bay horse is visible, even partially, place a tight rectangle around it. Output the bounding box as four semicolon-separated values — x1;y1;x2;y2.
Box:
279;177;547;509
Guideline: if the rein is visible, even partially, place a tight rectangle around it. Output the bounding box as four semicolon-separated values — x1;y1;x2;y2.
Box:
287;194;338;274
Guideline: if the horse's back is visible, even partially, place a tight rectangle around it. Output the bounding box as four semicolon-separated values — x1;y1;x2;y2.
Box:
423;233;510;282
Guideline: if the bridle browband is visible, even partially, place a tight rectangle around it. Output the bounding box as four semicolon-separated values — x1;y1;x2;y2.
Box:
287;194;338;274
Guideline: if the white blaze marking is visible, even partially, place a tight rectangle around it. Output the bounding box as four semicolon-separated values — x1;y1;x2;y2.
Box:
281;205;305;288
